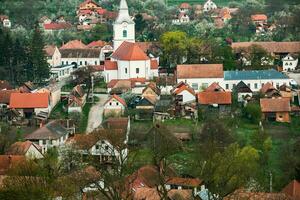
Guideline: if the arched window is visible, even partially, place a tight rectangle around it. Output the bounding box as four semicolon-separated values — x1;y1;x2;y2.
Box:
123;30;127;38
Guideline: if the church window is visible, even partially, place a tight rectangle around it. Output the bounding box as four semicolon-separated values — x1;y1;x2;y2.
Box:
136;68;139;73
125;68;127;74
123;30;127;38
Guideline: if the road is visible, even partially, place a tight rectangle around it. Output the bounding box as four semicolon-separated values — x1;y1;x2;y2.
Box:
86;94;109;133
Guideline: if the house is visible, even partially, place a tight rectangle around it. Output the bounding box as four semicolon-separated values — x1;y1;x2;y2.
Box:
0;155;26;175
60;48;101;67
224;189;292;200
43;22;72;33
142;82;160;101
68;85;86;113
260;82;281;98
179;3;192;13
5;141;43;159
251;14;267;25
24;120;71;153
224;70;292;92
60;40;88;49
0;15;11;28
133;188;193;200
154;95;173;121
172;82;196;105
260;97;291;123
19;81;37;93
87;40;106;48
36;84;61;109
203;0;217;12
0;90;19;108
103;0;159;84
108;79;134;94
50;65;74;80
279;84;293;100
176;64;224;92
44;45;61;67
9;93;50;118
212;7;232;28
281;180;300;200
198;83;232;113
282;54;298;71
103;94;127;117
234;81;253;102
172;13;190;25
135;96;157;120
165;177;203;196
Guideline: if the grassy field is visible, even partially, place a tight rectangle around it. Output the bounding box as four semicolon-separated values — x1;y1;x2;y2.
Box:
166;0;243;6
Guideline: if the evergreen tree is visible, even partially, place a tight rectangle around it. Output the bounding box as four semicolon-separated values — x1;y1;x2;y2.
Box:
12;39;27;85
28;25;49;84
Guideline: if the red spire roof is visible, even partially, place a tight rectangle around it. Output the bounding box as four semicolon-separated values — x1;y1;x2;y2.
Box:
111;42;149;61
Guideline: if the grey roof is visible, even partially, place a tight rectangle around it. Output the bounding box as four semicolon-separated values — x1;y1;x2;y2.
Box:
25;121;68;140
60;48;100;58
224;70;289;81
235;81;252;93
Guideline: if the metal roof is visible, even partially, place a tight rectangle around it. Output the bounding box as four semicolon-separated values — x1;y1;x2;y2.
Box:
224;70;289;81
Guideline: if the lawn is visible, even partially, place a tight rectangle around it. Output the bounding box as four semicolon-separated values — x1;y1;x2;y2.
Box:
49;100;68;119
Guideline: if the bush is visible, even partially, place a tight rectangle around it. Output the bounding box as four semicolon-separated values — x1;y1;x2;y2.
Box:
242;103;262;124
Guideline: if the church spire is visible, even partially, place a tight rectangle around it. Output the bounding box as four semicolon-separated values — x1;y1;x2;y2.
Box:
115;0;134;24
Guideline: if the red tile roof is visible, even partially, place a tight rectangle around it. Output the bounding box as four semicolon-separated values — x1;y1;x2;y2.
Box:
104;117;129;130
0;155;26;175
166;177;202;187
173;84;195;96
96;8;107;15
150;59;158;69
104;60;118;70
0;90;19;104
205;82;225;92
224;189;292;200
179;2;192;9
134;188;193;200
60;40;87;49
87;40;106;48
251;14;267;21
282;180;300;200
5;141;41;156
260;98;291;112
198;91;232;105
78;9;93;15
105;94;127;107
177;64;224;79
260;82;276;94
44;22;72;30
112;42;149;61
232;42;300;54
79;0;101;8
9;93;49;108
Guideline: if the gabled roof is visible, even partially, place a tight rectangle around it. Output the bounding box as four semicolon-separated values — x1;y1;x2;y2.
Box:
111;41;149;61
44;22;72;30
260;82;277;94
103;117;129;130
177;64;224;79
87;40;106;48
60;40;87;49
251;14;267;21
235;81;252;93
166;177;203;187
205;82;225;92
105;94;127;107
173;83;195;96
198;91;232;105
25;120;69;140
9;93;49;108
0;155;26;175
260;98;291;112
282;180;300;200
5;141;41;156
104;60;118;70
142;82;160;96
179;3;192;9
79;0;101;8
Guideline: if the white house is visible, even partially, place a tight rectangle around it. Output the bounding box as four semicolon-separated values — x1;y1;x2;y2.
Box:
5;141;44;159
50;65;74;80
44;45;61;67
103;94;127;117
25;120;71;154
203;0;217;12
176;64;224;92
172;13;190;25
282;54;298;71
60;48;101;67
234;81;253;103
172;82;196;104
0;15;11;28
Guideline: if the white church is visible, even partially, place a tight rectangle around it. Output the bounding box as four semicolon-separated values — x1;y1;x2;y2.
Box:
103;0;159;84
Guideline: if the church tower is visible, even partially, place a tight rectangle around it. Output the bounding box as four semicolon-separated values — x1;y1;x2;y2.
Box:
113;0;135;51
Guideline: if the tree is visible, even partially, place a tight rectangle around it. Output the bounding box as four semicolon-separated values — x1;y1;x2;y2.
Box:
89;24;113;43
134;13;146;35
0;122;11;154
160;31;188;67
242;102;262;124
28;25;49;84
72;67;93;101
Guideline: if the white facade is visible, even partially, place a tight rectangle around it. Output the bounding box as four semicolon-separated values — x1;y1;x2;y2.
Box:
177;78;224;92
35;134;69;154
175;89;196;104
113;0;135;50
2;19;11;28
282;54;298;71
50;65;74;80
238;92;253;102
25;144;44;159
47;46;61;67
172;14;190;25
203;0;217;12
61;57;100;67
104;97;126;116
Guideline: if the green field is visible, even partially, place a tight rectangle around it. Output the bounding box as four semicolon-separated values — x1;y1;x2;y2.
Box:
166;0;242;6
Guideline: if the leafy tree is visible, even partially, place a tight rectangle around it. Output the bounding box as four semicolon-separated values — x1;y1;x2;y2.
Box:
0;122;11;154
89;24;113;43
242;102;262;124
134;13;146;34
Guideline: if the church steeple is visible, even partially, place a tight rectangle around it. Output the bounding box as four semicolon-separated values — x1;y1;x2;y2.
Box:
113;0;135;50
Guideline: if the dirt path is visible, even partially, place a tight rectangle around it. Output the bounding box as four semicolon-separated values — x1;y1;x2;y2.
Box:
86;94;108;133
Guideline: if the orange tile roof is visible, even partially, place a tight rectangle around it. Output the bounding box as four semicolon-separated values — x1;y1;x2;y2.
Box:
173;84;195;96
205;82;225;92
198;91;232;105
104;60;118;70
9;93;49;108
260;98;291;112
112;42;149;61
60;40;87;49
104;117;129;130
177;64;224;79
87;40;106;48
0;155;26;175
251;14;267;21
150;59;158;69
133;188;192;200
180;2;192;9
224;189;292;200
260;82;276;94
282;180;300;200
105;94;127;107
79;0;101;8
231;42;300;54
5;141;41;156
166;177;202;187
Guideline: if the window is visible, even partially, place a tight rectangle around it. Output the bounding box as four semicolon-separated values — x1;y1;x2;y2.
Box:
105;145;109;150
116;102;119;106
95;61;97;65
123;30;127;38
66;61;68;65
136;68;139;74
125;68;127;74
80;61;82;65
191;83;198;90
254;83;258;89
85;61;87;65
276;83;279;88
62;61;64;65
247;83;250;88
202;83;208;89
226;84;229;90
109;102;112;106
43;140;47;145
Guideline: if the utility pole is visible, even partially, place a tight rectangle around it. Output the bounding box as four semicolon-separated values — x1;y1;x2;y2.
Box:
91;75;94;103
269;171;273;192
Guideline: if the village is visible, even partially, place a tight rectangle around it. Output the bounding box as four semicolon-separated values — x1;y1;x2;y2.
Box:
0;0;300;199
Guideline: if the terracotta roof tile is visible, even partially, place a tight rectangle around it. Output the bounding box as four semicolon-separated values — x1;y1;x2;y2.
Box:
173;84;195;96
79;0;101;8
282;180;300;200
44;22;72;30
60;48;100;58
9;93;49;108
87;40;106;48
104;94;127;107
260;82;276;94
198;91;232;105
177;64;224;79
0;155;26;175
60;40;87;49
166;177;202;187
224;189;292;200
112;41;149;61
205;82;225;92
104;117;129;130
260;98;291;112
104;60;118;70
232;42;300;54
179;2;192;9
5;141;41;156
134;188;193;200
251;14;267;21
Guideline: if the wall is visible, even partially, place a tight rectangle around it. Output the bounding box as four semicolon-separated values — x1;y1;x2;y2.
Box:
177;90;196;104
177;78;225;92
113;23;135;50
25;145;44;159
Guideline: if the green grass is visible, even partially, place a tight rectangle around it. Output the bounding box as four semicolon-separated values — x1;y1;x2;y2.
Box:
78;102;93;133
49;100;68;119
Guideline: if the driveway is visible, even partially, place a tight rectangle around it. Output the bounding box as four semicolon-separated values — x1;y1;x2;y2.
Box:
86;94;109;133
